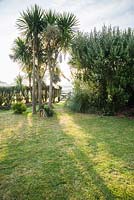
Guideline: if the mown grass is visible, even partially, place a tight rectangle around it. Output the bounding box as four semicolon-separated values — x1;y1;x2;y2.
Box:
0;103;134;200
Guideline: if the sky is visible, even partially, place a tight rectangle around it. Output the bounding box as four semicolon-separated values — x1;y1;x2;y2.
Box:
0;0;133;86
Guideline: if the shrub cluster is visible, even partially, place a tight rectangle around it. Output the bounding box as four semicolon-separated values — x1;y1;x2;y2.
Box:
12;102;27;114
40;105;54;117
69;26;134;114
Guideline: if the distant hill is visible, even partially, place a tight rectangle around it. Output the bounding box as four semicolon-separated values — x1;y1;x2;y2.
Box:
0;81;15;87
0;81;9;87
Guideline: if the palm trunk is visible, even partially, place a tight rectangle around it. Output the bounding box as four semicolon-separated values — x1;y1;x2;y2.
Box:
48;52;58;108
32;40;36;114
28;75;32;102
38;77;42;110
48;66;53;108
36;60;42;110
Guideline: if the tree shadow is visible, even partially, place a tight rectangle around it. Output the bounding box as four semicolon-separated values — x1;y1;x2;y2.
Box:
68;111;134;165
60;109;134;198
0;109;133;199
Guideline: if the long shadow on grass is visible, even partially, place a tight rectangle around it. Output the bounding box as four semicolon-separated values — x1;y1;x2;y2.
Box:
69;111;134;166
0;110;124;200
61;109;134;199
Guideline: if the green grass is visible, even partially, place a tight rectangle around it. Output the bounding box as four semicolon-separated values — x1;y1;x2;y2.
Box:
0;103;134;200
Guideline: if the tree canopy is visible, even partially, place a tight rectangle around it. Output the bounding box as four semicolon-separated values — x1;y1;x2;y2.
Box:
69;26;134;114
10;4;78;113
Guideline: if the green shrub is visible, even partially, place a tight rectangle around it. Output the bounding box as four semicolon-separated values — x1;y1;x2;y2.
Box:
12;102;27;114
66;91;89;113
65;82;100;113
44;105;54;117
70;26;134;114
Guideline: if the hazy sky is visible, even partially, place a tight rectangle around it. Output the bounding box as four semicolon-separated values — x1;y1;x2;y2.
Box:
0;0;133;85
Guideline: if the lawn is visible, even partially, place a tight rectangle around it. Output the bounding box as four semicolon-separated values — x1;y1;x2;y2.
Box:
0;103;134;200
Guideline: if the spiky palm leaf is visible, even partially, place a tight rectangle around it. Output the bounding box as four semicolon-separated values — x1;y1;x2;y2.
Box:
57;12;79;49
10;37;31;63
16;4;46;40
44;10;57;26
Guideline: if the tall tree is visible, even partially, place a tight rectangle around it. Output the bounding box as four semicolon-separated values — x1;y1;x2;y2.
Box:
43;10;78;107
15;74;24;91
10;37;32;98
35;36;47;110
16;4;46;113
69;26;134;113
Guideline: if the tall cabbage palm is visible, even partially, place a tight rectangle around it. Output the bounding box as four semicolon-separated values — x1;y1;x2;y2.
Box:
15;74;25;95
36;39;47;110
43;10;78;107
10;37;32;97
16;4;46;113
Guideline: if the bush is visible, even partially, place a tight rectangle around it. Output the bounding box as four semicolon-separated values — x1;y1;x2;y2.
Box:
65;82;100;113
44;105;54;117
66;91;89;113
12;102;27;114
66;91;97;113
70;26;134;114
